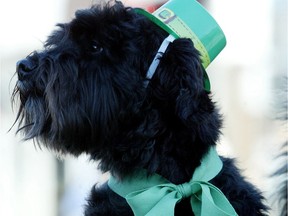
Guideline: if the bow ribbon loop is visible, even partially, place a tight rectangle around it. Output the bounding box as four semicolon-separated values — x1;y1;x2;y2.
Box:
108;147;238;216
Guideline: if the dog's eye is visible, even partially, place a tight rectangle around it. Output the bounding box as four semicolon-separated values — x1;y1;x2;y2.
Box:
91;41;103;54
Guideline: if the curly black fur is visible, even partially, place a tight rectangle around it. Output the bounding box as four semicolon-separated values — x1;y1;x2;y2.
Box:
12;1;268;215
270;77;287;216
271;142;288;216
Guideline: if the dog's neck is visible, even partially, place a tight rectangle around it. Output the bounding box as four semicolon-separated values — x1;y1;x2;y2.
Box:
95;107;216;185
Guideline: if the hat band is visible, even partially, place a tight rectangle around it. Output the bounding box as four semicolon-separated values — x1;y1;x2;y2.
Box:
153;7;211;68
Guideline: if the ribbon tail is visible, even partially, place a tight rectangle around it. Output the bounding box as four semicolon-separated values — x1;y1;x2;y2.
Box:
145;192;181;216
190;183;238;216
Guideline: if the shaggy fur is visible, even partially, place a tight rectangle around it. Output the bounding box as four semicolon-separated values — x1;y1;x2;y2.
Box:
13;2;268;215
270;77;287;216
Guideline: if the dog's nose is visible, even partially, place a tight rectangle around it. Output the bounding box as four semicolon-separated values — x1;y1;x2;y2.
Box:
16;59;37;80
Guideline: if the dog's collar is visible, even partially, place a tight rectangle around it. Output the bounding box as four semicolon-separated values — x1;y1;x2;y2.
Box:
144;34;175;87
108;147;238;216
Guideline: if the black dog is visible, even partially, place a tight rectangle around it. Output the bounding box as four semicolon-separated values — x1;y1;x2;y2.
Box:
13;2;268;215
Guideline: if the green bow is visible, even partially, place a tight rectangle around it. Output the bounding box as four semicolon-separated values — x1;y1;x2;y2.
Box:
108;147;238;216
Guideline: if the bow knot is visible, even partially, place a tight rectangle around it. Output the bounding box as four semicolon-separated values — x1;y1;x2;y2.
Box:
176;182;193;198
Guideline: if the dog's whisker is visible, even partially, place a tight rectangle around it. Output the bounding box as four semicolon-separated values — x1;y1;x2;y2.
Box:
16;122;35;134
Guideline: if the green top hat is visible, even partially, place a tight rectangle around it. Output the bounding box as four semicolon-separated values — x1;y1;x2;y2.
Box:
135;0;226;91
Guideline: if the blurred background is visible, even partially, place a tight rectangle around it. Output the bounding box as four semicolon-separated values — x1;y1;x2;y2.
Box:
0;0;286;215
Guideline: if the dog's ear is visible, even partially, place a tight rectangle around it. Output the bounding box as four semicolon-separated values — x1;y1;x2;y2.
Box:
149;38;222;145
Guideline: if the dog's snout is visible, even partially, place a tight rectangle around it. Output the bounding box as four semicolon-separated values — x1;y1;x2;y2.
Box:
17;59;37;80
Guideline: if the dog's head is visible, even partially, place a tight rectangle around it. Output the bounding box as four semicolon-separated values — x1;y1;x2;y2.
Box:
13;1;221;178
